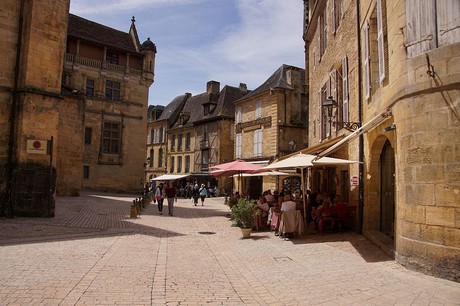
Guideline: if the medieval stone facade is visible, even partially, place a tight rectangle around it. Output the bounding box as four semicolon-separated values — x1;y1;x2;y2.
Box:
304;0;459;281
234;65;307;198
146;81;248;192
0;0;155;217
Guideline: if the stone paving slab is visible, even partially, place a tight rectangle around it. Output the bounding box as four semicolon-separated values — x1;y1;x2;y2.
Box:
0;192;459;305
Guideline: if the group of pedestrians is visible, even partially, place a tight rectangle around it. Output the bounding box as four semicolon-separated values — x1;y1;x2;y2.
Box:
153;181;209;216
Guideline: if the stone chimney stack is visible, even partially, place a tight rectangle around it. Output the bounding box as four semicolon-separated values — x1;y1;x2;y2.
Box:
239;83;247;93
206;81;220;94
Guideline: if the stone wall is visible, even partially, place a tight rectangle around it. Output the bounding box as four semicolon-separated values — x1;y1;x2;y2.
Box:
361;0;460;281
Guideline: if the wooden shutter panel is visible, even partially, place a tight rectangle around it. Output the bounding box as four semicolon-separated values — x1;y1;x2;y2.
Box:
406;0;436;57
325;77;331;138
364;21;370;100
331;0;336;34
342;56;349;122
437;0;460;47
318;90;323;141
318;15;322;57
377;0;386;84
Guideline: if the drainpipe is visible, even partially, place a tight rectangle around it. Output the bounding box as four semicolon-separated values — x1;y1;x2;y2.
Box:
357;0;364;234
4;0;25;217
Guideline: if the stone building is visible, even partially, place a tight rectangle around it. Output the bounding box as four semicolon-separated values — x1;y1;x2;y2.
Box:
0;0;155;217
303;0;363;223
63;14;156;194
234;65;307;198
303;0;459;281
152;81;248;192
145;95;188;182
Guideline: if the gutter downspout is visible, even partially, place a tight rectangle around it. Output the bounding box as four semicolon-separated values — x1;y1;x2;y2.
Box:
357;0;364;234
4;0;25;218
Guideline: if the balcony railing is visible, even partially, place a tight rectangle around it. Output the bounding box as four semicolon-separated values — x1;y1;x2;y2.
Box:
65;53;142;77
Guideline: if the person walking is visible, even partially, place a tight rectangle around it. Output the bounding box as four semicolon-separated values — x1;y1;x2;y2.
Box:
164;181;177;216
155;183;165;215
199;183;207;206
192;183;199;206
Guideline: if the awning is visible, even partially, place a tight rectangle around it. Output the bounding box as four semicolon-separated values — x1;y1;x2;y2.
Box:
151;174;189;181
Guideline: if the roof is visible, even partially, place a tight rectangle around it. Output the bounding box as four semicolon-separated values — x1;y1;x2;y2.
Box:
236;64;305;101
169;84;248;130
157;94;190;127
67;14;140;54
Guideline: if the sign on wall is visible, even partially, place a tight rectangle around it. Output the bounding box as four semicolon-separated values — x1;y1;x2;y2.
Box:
350;175;359;186
26;139;48;155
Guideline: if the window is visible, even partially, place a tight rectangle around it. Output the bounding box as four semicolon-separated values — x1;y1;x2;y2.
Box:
170;156;175;173
84;127;92;145
150;129;154;144
83;166;89;179
236;107;242;123
202;149;209;170
255;100;262;118
331;0;342;34
149;149;154;167
186;133;191;150
102;122;120;154
106;50;119;64
177;156;182;173
342;56;349;122
318;6;328;58
406;0;458;57
363;0;388;99
170;135;175;151
105;80;120;101
86;79;94;97
253;129;262;157
178;134;183;151
158;148;163;168
185;155;190;173
235;133;242;159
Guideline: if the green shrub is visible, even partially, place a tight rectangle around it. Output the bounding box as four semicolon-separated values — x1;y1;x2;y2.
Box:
230;198;260;228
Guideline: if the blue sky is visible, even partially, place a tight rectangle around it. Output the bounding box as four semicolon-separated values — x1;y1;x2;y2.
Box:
70;0;305;106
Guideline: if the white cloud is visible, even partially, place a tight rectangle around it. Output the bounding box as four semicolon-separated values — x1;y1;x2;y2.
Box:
179;0;305;90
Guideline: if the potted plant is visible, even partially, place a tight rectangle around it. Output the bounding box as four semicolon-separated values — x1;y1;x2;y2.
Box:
230;198;260;238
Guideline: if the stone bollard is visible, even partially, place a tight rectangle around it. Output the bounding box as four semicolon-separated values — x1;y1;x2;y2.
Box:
130;200;137;218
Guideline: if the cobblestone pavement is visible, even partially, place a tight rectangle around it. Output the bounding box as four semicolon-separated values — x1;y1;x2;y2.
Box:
0;192;459;305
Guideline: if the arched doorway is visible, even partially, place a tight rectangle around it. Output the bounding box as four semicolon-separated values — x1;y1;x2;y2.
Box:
380;139;395;239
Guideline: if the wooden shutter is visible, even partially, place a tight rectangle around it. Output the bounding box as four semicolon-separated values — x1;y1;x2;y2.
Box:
342;56;349;122
406;0;436;57
331;0;336;34
363;21;370;100
437;0;460;47
325;77;331;138
318;15;322;58
318;90;323;141
377;0;386;84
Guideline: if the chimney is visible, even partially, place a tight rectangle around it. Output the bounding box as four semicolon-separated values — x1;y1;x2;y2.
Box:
239;83;247;93
206;81;220;94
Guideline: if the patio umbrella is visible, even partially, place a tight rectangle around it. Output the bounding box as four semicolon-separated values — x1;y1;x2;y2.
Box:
256;153;359;219
209;159;263;193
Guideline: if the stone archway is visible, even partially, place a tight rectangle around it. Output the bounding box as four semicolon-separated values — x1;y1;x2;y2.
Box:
364;134;396;255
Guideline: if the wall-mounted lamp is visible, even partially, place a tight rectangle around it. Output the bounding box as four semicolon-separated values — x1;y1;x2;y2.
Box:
322;96;361;132
384;123;396;132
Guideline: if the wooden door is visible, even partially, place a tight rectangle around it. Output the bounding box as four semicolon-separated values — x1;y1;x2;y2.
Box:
380;140;395;239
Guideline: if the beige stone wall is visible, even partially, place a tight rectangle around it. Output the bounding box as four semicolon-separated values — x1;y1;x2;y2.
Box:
360;0;460;281
307;0;360;200
57;96;84;196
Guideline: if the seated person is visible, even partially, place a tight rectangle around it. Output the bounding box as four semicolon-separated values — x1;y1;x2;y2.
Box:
257;195;270;213
280;194;297;212
264;191;276;205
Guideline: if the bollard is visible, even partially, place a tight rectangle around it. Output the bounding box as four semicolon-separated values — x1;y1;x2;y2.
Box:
130;200;137;218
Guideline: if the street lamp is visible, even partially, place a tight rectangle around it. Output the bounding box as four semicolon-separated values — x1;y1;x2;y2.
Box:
322;96;361;132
